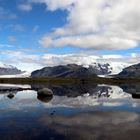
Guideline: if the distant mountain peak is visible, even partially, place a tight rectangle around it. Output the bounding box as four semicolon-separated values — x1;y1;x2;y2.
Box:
0;62;23;76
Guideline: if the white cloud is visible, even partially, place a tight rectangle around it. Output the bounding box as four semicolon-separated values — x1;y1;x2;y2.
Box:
30;0;140;50
41;54;100;66
0;50;140;72
39;36;137;50
41;53;140;68
18;3;32;12
8;36;17;43
0;7;17;19
0;51;42;72
6;24;25;32
102;55;123;59
131;53;137;58
33;25;39;32
0;44;14;48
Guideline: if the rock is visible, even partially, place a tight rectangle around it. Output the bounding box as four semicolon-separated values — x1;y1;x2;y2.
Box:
37;88;53;97
37;95;53;103
132;94;140;99
7;94;14;99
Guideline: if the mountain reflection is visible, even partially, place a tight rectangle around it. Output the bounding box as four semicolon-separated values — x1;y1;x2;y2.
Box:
0;83;134;108
0;83;140;140
0;83;140;108
37;94;53;103
120;83;140;99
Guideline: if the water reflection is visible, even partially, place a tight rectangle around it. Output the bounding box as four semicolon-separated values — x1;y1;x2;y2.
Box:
7;93;15;99
40;111;140;140
41;84;132;108
37;94;53;103
1;83;140;109
0;83;140;109
0;83;140;140
120;83;140;99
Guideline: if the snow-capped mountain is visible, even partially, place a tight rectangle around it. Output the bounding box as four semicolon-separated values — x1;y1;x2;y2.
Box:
31;62;129;78
104;62;130;75
41;54;131;76
0;61;130;78
87;63;112;75
0;62;24;76
84;62;130;76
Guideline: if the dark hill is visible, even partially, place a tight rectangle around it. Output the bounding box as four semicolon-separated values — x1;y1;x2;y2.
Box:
118;63;140;77
31;64;97;78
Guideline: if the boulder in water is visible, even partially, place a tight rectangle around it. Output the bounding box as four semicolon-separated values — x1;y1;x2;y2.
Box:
37;88;53;97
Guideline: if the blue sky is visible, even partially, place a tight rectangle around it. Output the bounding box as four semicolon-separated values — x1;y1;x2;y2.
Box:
0;0;68;54
0;0;140;71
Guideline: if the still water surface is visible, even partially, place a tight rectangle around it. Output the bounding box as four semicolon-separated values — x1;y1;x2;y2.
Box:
0;83;140;140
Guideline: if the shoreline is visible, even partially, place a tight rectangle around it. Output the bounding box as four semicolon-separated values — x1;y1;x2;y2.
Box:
0;77;139;85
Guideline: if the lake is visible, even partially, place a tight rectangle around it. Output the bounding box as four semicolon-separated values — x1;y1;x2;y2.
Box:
0;83;140;140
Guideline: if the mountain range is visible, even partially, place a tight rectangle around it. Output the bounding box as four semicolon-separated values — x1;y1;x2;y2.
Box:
0;61;139;78
31;64;97;78
0;62;22;75
0;62;30;77
30;63;131;78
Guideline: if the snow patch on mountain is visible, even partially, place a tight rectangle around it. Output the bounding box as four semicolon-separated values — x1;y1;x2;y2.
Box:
85;61;130;76
107;62;130;75
0;71;31;78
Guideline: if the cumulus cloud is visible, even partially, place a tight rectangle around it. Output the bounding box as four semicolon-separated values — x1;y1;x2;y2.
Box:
0;50;140;71
131;53;137;58
33;25;39;32
41;54;101;66
0;44;14;48
30;0;140;50
0;51;41;71
41;53;140;67
6;24;25;32
0;7;17;19
18;3;32;12
39;36;137;50
102;55;124;59
8;36;17;43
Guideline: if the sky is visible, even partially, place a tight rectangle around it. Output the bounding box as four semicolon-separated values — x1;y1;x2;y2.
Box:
0;0;140;71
